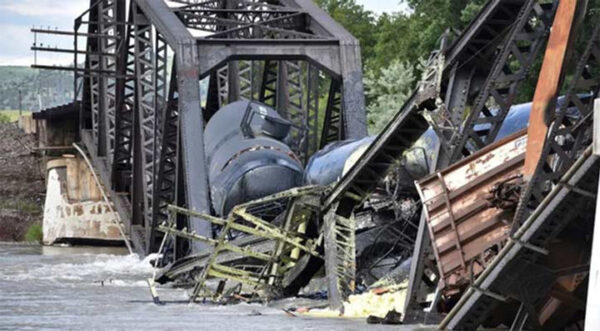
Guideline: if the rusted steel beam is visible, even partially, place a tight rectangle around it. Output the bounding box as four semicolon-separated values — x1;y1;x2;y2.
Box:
523;0;579;178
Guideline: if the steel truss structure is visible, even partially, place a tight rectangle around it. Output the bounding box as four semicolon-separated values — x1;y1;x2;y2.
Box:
302;0;559;313
400;0;600;327
155;186;324;303
442;19;600;330
32;0;600;324
34;0;367;257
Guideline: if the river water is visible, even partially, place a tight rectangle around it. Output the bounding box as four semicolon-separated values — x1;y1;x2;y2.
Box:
0;242;420;330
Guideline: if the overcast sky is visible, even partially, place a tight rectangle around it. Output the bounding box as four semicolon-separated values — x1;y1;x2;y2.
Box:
0;0;405;66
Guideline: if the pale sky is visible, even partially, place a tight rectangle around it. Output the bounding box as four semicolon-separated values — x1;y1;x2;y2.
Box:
357;0;405;14
0;0;405;66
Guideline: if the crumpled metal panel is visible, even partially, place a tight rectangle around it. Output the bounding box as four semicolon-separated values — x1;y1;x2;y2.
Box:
416;130;527;296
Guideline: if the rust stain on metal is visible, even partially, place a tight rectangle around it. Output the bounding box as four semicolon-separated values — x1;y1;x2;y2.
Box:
416;130;528;297
524;0;579;178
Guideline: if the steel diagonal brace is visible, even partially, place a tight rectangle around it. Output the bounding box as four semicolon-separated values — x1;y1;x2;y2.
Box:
157;224;274;261
323;204;356;311
135;0;212;253
166;204;321;257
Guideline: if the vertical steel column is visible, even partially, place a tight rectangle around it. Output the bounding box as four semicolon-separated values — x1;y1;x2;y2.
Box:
113;2;135;192
205;69;221;119
227;61;241;102
324;201;356;311
305;64;320;159
217;65;229;106
259;60;278;107
176;48;212;253
144;31;169;252
320;79;344;148
151;63;179;253
403;143;442;320
238;60;253;100
284;61;307;159
154;32;168;143
339;43;367;139
133;4;157;236
89;51;102;151
79;0;100;133
276;60;288;114
100;0;118;161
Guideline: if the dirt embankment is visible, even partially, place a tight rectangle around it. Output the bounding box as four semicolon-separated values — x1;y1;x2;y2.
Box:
0;122;45;241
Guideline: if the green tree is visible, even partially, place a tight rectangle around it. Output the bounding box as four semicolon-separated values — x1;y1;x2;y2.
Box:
370;13;411;72
314;0;378;65
460;0;486;24
364;60;415;133
313;0;598;134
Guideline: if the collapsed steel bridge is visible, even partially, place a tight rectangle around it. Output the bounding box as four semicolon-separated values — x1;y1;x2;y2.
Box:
33;0;367;256
32;0;600;328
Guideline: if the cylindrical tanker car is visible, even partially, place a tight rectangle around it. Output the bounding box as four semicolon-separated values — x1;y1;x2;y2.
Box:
205;100;304;216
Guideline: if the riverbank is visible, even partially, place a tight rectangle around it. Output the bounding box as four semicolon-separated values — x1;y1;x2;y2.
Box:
0;122;45;241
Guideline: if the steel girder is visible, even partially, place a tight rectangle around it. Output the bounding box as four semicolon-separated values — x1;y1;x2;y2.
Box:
313;0;558;311
399;0;558;317
150;62;180;254
411;3;599;327
57;0;366;260
513;23;600;234
446;0;554;162
320;79;344;148
124;0;366;256
442;150;599;330
133;0;213;254
133;3;157;241
189;0;367;139
101;0;119;161
421;0;555;165
112;2;135;193
84;1;122;158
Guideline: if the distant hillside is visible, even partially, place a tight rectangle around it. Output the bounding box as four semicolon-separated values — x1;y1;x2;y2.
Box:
0;66;73;112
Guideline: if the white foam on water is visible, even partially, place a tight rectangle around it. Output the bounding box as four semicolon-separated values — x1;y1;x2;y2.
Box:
1;253;157;286
100;279;150;287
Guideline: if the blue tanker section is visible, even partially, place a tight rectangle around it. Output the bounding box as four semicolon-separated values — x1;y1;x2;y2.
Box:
304;98;585;187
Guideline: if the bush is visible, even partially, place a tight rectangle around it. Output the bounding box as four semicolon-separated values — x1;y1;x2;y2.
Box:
24;223;43;243
0;113;11;123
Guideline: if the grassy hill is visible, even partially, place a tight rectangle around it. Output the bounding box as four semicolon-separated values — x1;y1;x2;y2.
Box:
0;110;29;123
0;66;73;112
